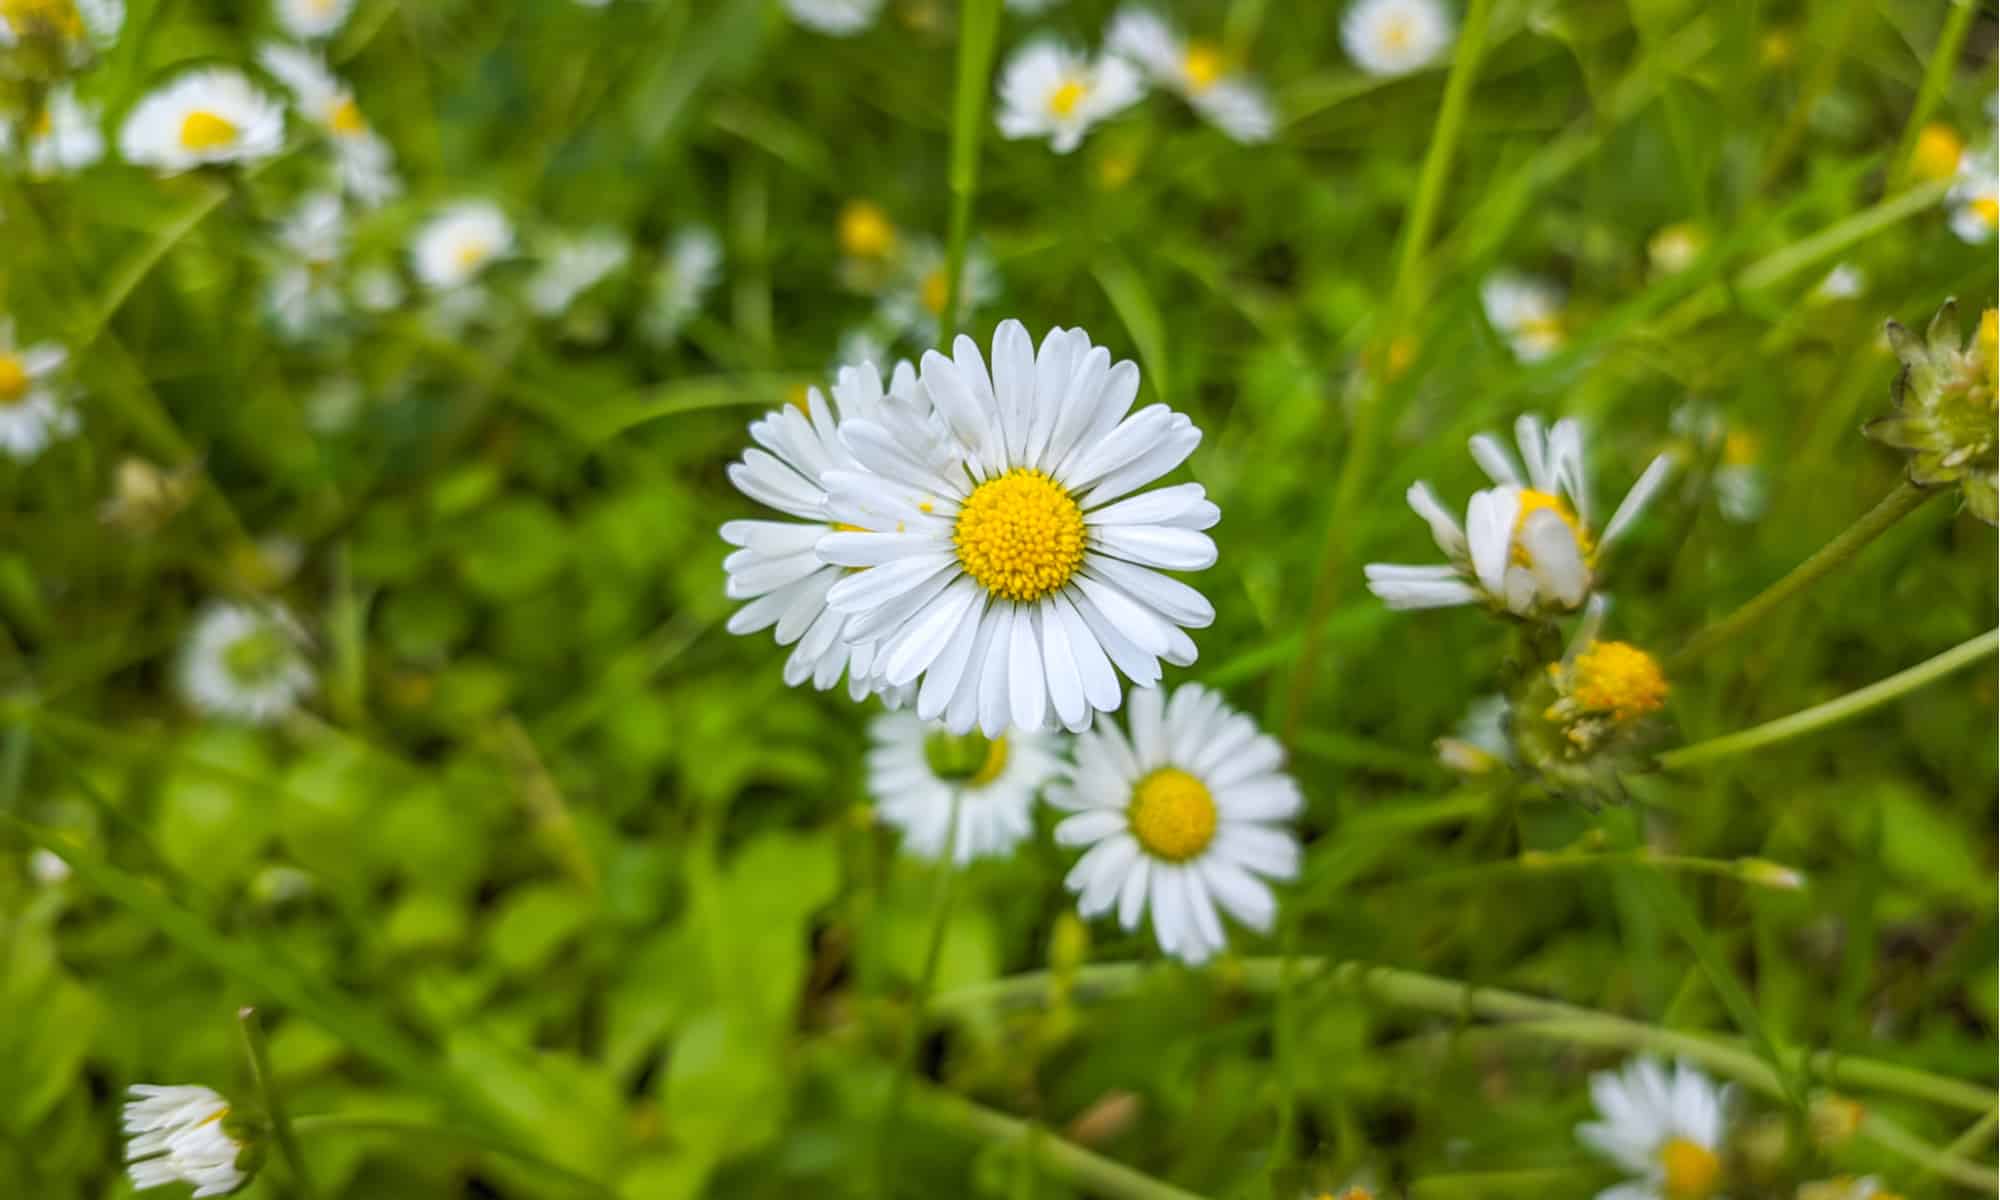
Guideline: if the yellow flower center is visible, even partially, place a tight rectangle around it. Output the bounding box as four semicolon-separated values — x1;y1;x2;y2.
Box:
1181;42;1223;92
0;354;28;405
1912;122;1964;183
1758;29;1794;67
178;109;240;152
1380;14;1413;51
1722;429;1760;466
1973;196;1999;230
1047;78;1088;117
1509;488;1592;565
31;106;53;137
453;238;491;271
1518;312;1565;347
838;201;895;259
922;729;1010;786
1658;1136;1720;1199
920;268;950;317
953;468;1086;601
1129;768;1217;862
968;735;1009;786
1569;640;1668;723
0;0;82;38
328;95;367;137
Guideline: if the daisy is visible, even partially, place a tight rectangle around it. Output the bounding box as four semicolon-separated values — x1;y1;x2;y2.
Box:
118;69;285;174
1480;272;1567;362
1049;683;1300;965
1576;1057;1732;1200
410;201;512;291
1107;6;1275;144
274;0;353;39
723;360;931;700
266;191;347;338
641;226;721;345
1363;414;1673;619
7;85;104;176
1340;0;1454;78
178;602;315;724
526;229;631;318
995;40;1145;154
1646;222;1705;277
0;0;121;57
256;43;400;206
818;320;1219;736
784;0;882;36
878;238;999;346
29;847;71;885
124;1084;251;1198
1811;262;1866;302
866;713;1064;863
0;319;78;459
1946;144;1996;244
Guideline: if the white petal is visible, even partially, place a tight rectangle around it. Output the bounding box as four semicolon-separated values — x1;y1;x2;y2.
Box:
1600;454;1673;549
1466;488;1517;595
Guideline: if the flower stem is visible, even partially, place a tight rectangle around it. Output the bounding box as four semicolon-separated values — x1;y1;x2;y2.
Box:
914;1085;1206;1200
238;1007;318;1199
876;792;966;1188
1886;0;1979;192
1659;627;1998;770
288;1116;617;1198
1671;479;1934;668
940;0;1003;343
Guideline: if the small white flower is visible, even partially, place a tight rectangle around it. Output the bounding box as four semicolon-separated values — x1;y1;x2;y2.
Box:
1947;145;1997;243
1811;262;1867;302
1480;272;1566;362
526;229;630;318
996;40;1144;154
0;319;78;460
257;43;400;205
29;848;71;885
1050;683;1300;965
1107;6;1275;144
124;1084;250;1198
0;0;121;57
1364;415;1673;619
1340;0;1454;77
642;226;722;344
410;201;513;291
274;0;354;39
6;85;104;176
878;238;999;347
118;69;285;174
867;713;1063;863
266;191;347;338
1576;1057;1732;1200
819;320;1219;736
784;0;882;36
178;602;315;724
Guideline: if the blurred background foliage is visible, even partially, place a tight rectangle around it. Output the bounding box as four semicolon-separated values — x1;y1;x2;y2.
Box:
0;0;1995;1197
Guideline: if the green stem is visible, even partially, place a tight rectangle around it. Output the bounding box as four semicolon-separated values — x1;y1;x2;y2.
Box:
1885;0;1978;192
1671;480;1934;667
940;0;1003;343
238;1007;318;1199
1859;1110;1998;1193
289;1116;616;1198
914;1086;1205;1200
1659;628;1999;769
1760;0;1869;188
1916;1105;2000;1187
876;792;966;1188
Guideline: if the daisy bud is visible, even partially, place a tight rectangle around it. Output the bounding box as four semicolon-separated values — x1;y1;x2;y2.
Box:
1737;858;1807;891
1866;300;1999;523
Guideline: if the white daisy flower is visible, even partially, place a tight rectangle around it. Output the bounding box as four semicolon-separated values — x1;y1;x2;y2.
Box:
526;229;630;318
1576;1057;1732;1200
641;226;721;344
29;847;71;885
1947;145;1996;243
256;43;400;206
123;1084;251;1198
0;319;78;460
0;0;121;57
819;320;1219;736
724;360;932;701
1049;683;1300;965
266;191;347;338
274;0;353;39
118;69;285;174
866;712;1064;863
1480;272;1567;362
878;238;999;347
178;602;315;724
784;0;882;36
1363;414;1673;619
7;85;104;176
1811;262;1867;302
1107;6;1275;144
996;40;1145;155
410;201;513;291
1340;0;1454;77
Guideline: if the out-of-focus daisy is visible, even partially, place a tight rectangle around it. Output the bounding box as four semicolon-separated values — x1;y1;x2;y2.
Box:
410;201;512;291
1910;122;1963;184
1049;683;1299;965
274;0;353;39
119;69;285;174
838;199;899;292
5;85;104;175
29;847;71;885
1340;0;1454;77
1364;415;1672;618
1107;6;1275;144
123;1084;252;1198
1436;693;1512;774
819;320;1219;735
724;360;930;699
1669;404;1766;524
836;327;890;374
178;602;314;724
866;712;1064;863
266;191;347;338
526;229;630;318
1480;272;1566;362
878;238;999;346
1946;145;1996;243
0;319;78;460
995;40;1144;154
1577;1057;1732;1200
0;0;121;59
784;0;882;36
256;43;399;205
641;226;721;345
1811;262;1866;302
1646;222;1705;277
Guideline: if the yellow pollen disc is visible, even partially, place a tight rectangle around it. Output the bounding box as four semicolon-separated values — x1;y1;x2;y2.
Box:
1519;312;1564;344
329;95;367;137
0;354;28;405
1047;78;1087;118
1658;1136;1720;1200
1;0;82;37
453;239;491;271
1722;430;1760;466
1509;488;1591;566
838;201;895;259
178;109;240;152
952;468;1086;601
31;107;53;137
1129;768;1217;862
1758;29;1794;67
1181;42;1223;92
1380;15;1412;51
968;735;1010;787
920;268;950;317
1912;123;1964;182
1974;196;1999;230
1570;640;1669;723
